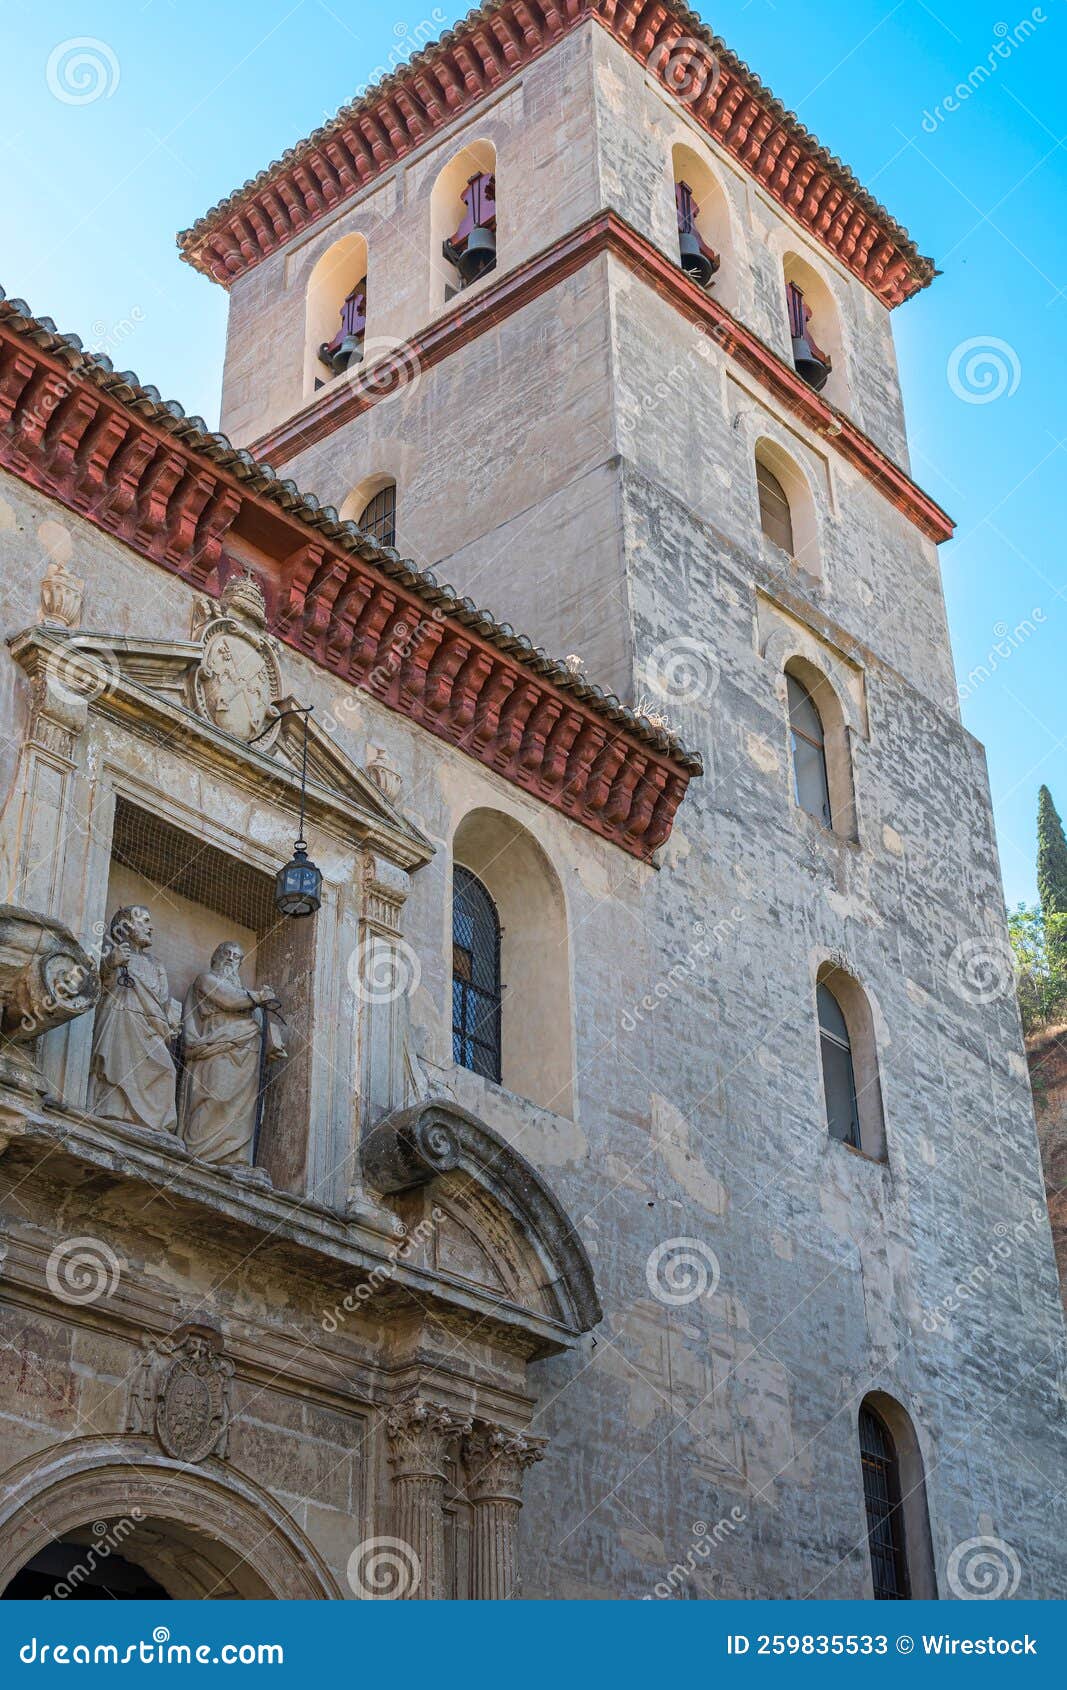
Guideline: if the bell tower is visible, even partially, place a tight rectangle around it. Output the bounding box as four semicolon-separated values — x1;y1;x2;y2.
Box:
185;2;947;710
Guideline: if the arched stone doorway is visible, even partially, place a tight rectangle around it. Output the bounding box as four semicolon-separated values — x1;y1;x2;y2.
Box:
0;1439;340;1600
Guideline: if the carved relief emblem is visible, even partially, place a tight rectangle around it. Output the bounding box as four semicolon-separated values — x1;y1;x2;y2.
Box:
129;1323;233;1464
190;572;282;747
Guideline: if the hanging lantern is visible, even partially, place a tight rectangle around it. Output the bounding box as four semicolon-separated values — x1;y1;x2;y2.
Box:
252;704;323;919
275;841;322;918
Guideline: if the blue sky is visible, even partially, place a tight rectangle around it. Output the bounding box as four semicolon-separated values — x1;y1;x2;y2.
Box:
1;0;1064;907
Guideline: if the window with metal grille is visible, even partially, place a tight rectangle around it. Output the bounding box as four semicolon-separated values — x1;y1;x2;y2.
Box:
756;459;794;556
357;482;397;548
818;981;861;1149
787;673;832;828
452;865;502;1082
859;1405;911;1599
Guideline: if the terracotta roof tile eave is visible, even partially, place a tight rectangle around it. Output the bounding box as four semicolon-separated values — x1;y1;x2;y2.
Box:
0;283;703;779
176;0;935;301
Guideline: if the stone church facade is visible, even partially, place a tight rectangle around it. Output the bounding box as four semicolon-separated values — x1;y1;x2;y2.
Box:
0;0;1064;1601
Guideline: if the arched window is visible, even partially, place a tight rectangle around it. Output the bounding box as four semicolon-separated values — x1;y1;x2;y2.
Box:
753;440;818;575
303;231;368;398
788;672;832;828
816;966;886;1159
782;252;848;409
859;1403;909;1598
452;866;502;1083
757;459;794;556
818;981;860;1148
431;141;497;306
671;144;732;307
357;480;397;548
452;809;574;1114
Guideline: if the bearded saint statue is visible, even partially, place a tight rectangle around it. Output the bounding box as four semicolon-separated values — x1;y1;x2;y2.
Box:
89;905;179;1133
179;941;284;1167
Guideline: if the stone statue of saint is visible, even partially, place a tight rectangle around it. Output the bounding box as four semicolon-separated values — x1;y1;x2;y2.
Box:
178;941;284;1167
89;905;180;1133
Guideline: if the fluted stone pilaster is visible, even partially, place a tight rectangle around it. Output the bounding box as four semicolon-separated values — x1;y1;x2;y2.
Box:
386;1397;472;1600
463;1425;546;1600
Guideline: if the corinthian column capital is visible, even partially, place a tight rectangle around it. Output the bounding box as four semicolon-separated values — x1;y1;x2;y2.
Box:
463;1424;547;1505
386;1396;473;1482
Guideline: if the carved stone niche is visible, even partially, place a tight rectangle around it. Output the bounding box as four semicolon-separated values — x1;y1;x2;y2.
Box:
127;1322;234;1465
0;906;99;1095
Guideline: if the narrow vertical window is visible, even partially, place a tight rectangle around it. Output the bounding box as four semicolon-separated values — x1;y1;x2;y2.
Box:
818;982;861;1148
452;866;502;1082
357;481;397;548
757;459;794;555
859;1404;910;1599
788;673;832;827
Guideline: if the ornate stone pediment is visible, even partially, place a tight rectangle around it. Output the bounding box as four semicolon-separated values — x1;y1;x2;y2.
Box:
363;1099;602;1337
8;585;433;871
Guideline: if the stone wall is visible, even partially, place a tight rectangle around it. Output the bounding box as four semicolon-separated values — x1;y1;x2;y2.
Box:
1027;1026;1067;1308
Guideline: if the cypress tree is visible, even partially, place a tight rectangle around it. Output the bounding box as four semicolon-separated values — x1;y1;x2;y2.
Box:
1037;785;1067;969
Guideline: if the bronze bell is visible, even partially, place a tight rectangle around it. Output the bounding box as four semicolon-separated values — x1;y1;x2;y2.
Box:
679;230;718;290
791;334;831;392
457;224;497;285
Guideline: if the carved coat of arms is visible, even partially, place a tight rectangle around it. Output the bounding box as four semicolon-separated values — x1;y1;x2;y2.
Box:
190;572;282;747
128;1323;234;1464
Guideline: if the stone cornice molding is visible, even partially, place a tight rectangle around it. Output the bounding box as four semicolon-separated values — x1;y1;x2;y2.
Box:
252;211;954;545
0;1100;587;1357
177;1;934;307
362;1097;603;1333
0;290;699;864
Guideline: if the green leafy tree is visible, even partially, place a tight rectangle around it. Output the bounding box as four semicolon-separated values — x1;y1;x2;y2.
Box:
1037;785;1067;971
1008;902;1067;1034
